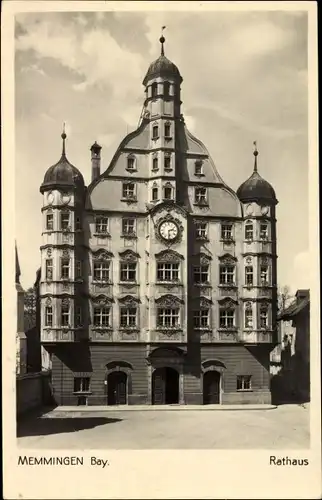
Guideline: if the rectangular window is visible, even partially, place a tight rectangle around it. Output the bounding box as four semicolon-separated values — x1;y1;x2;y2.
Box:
152;125;159;139
122;218;136;236
219;265;235;285
152;187;158;201
45;306;53;327
194;161;203;175
245;222;253;240
244;308;253;329
219;309;235;328
75;217;82;231
195;222;208;239
157;308;180;328
61;212;70;230
46;213;54;231
164;155;171;170
157;262;179;281
120;262;137;282
164;186;172;199
76;261;82;278
122;182;136;199
260;308;268;328
45;259;53;280
93;306;111;327
221;224;233;240
95;217;108;234
93;261;110;282
75;306;82;327
120;307;137;328
61;258;70;280
194;187;207;204
245;266;253;286
164;123;171;138
237;375;252;391
74;377;90;393
61;303;69;327
127;157;135;170
193;265;209;284
193;310;209;328
260;222;269;240
152;157;158;170
260;265;269;285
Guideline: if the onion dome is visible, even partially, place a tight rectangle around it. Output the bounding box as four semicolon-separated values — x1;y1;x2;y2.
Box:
236;143;277;204
40;126;84;193
143;33;182;85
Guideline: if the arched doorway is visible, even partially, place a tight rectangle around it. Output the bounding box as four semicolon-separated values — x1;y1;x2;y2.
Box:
152;367;179;405
107;371;127;405
203;371;221;404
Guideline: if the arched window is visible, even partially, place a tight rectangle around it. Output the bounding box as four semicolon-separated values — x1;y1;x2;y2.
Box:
152;124;159;139
245;220;253;240
163;182;172;200
151;82;158;98
152;156;158;171
163;81;170;97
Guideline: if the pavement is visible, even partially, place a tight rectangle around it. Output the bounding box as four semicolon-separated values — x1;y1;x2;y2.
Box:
17;403;310;450
47;403;277;413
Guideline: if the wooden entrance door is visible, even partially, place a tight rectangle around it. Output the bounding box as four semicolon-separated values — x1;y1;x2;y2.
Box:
152;367;180;404
108;371;127;405
203;371;221;404
152;368;166;405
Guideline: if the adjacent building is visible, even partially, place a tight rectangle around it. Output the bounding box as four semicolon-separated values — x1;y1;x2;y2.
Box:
39;37;278;405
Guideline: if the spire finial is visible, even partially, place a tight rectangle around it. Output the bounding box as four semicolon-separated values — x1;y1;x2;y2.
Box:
253;140;258;172
160;26;166;56
61;122;67;156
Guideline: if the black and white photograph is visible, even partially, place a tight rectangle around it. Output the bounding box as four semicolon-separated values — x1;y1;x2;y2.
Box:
2;1;320;499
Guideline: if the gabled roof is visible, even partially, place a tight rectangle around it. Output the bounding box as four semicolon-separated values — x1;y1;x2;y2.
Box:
278;293;310;320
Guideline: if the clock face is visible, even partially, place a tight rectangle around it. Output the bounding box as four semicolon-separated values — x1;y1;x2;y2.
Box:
261;206;269;215
159;221;179;240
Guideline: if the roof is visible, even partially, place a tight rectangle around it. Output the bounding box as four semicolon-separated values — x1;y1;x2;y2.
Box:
143;55;182;85
278;295;310;320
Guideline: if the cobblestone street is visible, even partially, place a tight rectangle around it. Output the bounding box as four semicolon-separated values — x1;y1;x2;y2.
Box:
17;403;310;450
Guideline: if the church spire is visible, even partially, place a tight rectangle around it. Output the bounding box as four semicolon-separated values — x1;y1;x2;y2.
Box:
253;140;258;173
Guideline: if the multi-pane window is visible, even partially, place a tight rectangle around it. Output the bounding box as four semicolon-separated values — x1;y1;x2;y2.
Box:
260;307;268;328
219;309;235;328
245;266;253;286
193;265;209;284
75;261;82;278
164;155;171;170
122;182;135;199
74;377;90;392
164;185;172;199
219;265;235;285
195;222;208;239
95;217;108;234
93;261;110;282
193;310;209;328
120;307;137;327
157;262;179;281
127;156;135;170
260;222;269;240
61;212;70;230
194;187;207;204
245;221;253;240
120;262;137;282
151;83;158;97
45;259;53;280
122;218;136;236
157;308;180;328
61;258;70;280
221;224;233;240
152;124;159;139
75;306;82;327
163;81;170;97
194;161;203;175
93;306;111;327
152;157;158;170
45;306;53;327
61;303;70;327
237;375;251;391
244;307;253;328
152;187;158;201
260;265;269;285
46;213;54;230
164;123;171;138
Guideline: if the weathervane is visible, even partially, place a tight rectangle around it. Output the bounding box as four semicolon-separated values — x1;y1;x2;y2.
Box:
253;140;258;172
160;26;166;56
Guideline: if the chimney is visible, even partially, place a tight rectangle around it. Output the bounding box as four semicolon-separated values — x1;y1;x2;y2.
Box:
90;141;102;181
295;289;310;302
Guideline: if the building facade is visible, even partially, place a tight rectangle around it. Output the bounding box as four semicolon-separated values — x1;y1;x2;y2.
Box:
39;37;278;405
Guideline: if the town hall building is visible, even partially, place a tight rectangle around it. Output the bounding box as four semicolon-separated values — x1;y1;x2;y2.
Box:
39;36;278;405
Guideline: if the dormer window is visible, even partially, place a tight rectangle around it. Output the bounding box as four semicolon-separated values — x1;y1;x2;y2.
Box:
163;183;173;200
151;82;158;98
122;182;136;200
126;155;136;172
163;81;170;97
152;124;159;139
194;187;208;205
194;160;203;176
152;156;158;171
164;122;171;139
164;154;171;170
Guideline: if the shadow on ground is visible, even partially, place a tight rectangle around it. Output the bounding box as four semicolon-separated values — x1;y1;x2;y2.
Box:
17;415;122;438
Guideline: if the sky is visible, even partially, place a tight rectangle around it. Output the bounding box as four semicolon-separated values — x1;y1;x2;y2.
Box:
15;9;309;294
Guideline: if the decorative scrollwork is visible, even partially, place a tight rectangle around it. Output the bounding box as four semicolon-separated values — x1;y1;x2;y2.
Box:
194;252;212;265
92;249;113;260
119;249;140;262
118;295;140;306
46;247;52;257
155;249;184;262
155;294;183;306
218;253;237;264
91;294;113;305
245;256;252;264
61;298;70;307
45;297;52;306
218;297;238;308
62;249;70;258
